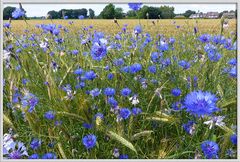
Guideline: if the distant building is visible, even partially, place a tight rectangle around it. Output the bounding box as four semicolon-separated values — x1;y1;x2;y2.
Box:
189;13;205;19
205;12;219;19
222;12;236;19
189;12;219;19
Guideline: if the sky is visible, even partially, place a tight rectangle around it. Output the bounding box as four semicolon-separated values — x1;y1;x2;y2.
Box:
3;3;236;17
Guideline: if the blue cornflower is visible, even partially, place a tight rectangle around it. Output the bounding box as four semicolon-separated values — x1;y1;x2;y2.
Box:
90;88;101;98
204;43;222;62
52;28;60;36
28;153;39;159
184;91;219;117
107;73;114;80
198;34;211;43
132;107;142;116
119;154;129;159
169;37;175;44
71;50;79;55
121;88;132;97
4;141;28;159
228;58;237;66
76;82;85;89
108;97;118;107
229;66;236;78
121;66;129;73
74;68;84;75
84;70;97;80
151;52;160;63
78;15;84;19
230;134;237;145
201;140;219;159
12;8;25;19
82;123;93;129
44;111;55;120
148;65;157;73
129;63;142;74
134;25;142;34
171;88;181;97
158;40;169;51
64;16;68;19
178;60;191;70
3;22;11;28
182;121;195;135
42;152;57;159
104;87;116;96
128;3;142;11
91;43;107;61
171;101;184;111
82;134;97;149
113;58;125;66
30;138;41;150
119;108;131;120
21;92;39;113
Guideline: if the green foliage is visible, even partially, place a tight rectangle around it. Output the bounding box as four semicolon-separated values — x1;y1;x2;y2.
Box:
183;10;196;18
3;6;16;20
99;3;115;19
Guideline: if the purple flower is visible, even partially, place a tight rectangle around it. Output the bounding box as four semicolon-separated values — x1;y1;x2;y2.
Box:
91;43;107;61
178;60;191;70
184;91;219;117
230;134;237;145
182;121;195;135
119;154;129;159
82;134;97;149
74;68;84;75
199;34;211;43
78;15;84;19
128;3;143;11
134;25;142;34
104;87;116;96
148;65;157;73
121;88;132;97
21;92;39;113
30;138;41;150
12;8;25;19
119;108;131;120
44;111;55;120
90;88;101;98
201;140;219;159
132;107;142;116
28;153;39;159
129;63;142;74
42;152;57;159
85;70;97;80
171;88;181;97
71;50;79;55
108;97;118;107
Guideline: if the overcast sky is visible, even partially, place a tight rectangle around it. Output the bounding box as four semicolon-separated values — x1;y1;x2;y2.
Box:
4;3;236;17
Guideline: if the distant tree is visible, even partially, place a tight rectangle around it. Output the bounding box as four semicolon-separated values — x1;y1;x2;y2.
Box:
159;6;175;19
126;10;137;18
3;6;16;20
219;10;228;18
89;8;95;19
47;10;61;19
99;3;115;19
114;7;124;19
183;10;196;18
138;6;161;19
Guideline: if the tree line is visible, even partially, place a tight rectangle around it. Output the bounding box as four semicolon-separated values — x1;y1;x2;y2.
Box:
3;3;237;20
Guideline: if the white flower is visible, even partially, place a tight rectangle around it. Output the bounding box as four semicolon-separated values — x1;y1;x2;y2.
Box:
204;116;225;129
39;41;48;48
129;95;139;105
3;50;11;60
